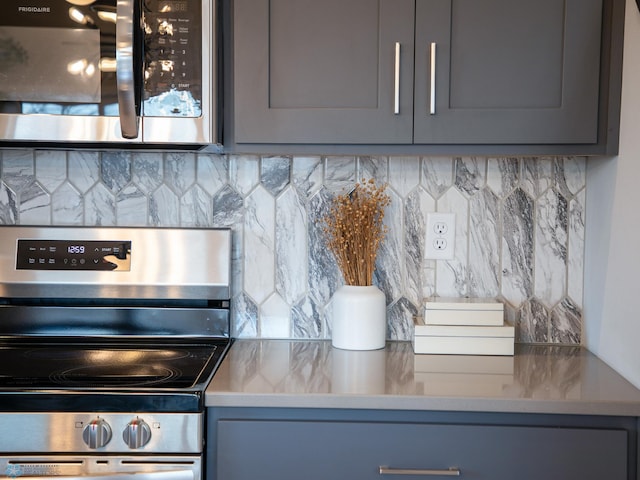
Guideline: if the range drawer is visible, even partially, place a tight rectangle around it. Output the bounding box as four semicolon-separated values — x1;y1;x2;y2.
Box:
217;420;627;480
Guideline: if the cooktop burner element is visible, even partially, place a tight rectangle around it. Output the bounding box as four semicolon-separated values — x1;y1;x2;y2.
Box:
52;364;181;387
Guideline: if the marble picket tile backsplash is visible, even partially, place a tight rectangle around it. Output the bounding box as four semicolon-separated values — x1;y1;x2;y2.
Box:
0;150;585;344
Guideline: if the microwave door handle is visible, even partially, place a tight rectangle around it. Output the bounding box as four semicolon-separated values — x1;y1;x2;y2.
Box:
116;0;140;139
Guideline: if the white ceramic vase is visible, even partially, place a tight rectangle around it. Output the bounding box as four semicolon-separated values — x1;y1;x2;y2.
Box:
331;285;387;350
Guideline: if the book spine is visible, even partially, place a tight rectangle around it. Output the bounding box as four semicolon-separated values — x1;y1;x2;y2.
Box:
412;336;514;356
424;309;504;326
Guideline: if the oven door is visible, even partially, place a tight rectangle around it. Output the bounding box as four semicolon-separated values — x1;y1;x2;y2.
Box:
0;457;201;480
0;0;214;146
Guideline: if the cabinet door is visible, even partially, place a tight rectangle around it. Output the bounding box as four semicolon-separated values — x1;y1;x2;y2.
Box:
233;0;414;144
216;420;627;480
414;0;603;144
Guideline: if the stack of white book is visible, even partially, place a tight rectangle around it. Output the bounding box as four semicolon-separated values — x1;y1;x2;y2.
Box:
412;298;514;356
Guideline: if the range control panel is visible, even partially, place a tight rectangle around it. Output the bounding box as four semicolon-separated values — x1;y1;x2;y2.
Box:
16;240;132;271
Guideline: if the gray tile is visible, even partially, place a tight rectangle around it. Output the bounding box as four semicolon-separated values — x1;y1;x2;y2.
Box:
0;153;586;345
502;188;534;306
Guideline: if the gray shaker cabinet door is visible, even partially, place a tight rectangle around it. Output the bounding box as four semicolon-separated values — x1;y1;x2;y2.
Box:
233;0;414;144
413;0;603;144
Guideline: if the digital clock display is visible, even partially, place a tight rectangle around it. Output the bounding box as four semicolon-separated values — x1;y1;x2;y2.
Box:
67;245;85;254
159;0;188;12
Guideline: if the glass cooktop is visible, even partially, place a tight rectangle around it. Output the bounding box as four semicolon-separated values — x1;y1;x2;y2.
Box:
0;340;228;390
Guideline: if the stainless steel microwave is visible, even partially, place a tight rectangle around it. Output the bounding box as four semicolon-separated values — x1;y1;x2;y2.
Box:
0;0;217;148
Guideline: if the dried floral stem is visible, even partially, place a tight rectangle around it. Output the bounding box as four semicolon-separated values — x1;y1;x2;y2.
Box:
323;179;390;286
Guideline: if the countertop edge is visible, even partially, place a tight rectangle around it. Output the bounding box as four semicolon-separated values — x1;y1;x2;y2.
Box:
205;393;640;417
204;340;640;417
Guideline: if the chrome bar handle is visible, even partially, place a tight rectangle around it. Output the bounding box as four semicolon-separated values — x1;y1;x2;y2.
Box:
429;42;437;115
394;42;401;114
116;0;140;139
380;466;461;476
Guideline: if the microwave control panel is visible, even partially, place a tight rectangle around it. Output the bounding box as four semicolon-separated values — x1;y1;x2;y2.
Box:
16;239;132;271
143;0;203;117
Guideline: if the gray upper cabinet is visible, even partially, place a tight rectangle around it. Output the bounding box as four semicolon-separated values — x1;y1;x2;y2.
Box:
232;0;415;144
228;0;623;153
414;0;603;144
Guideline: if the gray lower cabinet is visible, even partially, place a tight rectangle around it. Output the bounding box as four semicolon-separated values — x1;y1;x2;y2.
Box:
209;409;635;480
228;0;623;152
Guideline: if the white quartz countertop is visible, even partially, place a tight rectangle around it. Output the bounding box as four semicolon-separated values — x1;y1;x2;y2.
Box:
205;340;640;416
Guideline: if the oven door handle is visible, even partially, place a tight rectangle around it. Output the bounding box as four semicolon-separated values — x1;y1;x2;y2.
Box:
116;0;140;139
15;470;194;480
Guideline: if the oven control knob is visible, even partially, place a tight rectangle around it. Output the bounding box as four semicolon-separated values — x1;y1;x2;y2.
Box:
82;418;112;449
123;417;152;449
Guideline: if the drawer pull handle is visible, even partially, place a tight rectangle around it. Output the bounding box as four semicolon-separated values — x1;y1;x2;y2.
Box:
379;466;461;476
394;42;401;114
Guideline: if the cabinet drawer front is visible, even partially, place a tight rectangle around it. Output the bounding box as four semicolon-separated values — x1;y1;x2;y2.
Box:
217;420;627;480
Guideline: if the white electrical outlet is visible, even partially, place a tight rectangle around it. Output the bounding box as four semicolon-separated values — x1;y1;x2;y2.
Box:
425;212;455;260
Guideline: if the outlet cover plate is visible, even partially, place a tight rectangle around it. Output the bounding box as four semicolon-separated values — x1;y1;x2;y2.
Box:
425;212;455;260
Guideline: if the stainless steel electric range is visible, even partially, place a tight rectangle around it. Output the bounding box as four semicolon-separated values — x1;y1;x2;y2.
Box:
0;226;232;480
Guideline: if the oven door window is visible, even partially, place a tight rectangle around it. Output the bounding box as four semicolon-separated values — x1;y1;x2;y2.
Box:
0;0;124;117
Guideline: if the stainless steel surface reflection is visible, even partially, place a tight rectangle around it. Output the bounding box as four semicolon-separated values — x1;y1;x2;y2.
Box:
0;226;231;299
0;0;216;147
0;226;233;463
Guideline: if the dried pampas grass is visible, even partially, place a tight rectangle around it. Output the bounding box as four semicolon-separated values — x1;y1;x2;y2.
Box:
323;179;390;286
